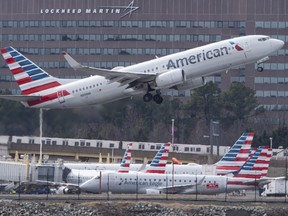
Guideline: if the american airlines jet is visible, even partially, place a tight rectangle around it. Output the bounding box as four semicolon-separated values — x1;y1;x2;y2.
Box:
0;35;284;108
79;146;272;194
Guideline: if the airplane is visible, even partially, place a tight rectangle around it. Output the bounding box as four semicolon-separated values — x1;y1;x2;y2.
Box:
0;35;284;108
64;142;171;184
63;131;253;176
79;145;272;194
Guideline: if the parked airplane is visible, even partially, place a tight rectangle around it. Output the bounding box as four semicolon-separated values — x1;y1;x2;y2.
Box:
65;142;170;184
0;35;284;108
64;131;254;176
79;146;272;194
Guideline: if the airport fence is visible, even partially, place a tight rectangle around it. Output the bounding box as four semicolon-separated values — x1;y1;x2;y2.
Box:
1;174;288;203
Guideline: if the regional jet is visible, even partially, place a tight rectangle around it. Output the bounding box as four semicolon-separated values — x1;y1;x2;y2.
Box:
0;35;284;108
65;142;170;184
79;146;272;194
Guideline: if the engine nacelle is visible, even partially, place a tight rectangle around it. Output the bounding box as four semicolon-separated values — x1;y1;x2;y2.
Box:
173;77;206;91
155;69;186;89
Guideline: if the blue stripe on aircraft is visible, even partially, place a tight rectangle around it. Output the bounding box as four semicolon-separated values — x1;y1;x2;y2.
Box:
14;56;25;62
19;60;31;66
31;73;49;81
6;47;13;52
23;65;37;71
10;51;20;57
27;69;43;76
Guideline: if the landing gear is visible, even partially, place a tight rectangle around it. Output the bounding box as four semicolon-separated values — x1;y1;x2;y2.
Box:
142;84;163;104
153;93;163;104
143;92;163;104
257;66;264;72
143;93;153;102
256;56;269;72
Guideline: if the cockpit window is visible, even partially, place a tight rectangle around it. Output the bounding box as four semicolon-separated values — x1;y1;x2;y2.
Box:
258;36;270;42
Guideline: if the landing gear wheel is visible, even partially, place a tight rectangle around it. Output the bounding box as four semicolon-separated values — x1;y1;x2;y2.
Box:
153;94;163;104
143;93;153;102
257;66;264;72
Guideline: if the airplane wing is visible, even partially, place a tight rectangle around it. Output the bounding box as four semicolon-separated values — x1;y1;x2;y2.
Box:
0;95;41;102
62;52;157;87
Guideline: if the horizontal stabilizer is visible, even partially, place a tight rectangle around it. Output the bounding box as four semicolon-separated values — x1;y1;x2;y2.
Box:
0;95;41;102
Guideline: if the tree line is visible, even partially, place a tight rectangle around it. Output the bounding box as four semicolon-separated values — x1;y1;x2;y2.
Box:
0;82;288;148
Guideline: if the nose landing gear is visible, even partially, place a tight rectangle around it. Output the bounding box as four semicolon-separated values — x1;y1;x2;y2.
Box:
257;65;264;72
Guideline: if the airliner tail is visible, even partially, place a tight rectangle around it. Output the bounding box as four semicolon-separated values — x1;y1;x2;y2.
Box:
1;46;62;96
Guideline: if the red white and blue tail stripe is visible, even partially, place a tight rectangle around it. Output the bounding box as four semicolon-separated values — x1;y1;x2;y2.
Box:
0;47;72;107
1;47;61;95
216;132;254;175
118;143;133;173
232;146;272;179
145;143;171;174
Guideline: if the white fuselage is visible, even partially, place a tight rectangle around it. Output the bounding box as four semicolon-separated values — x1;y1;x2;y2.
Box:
64;163;204;184
79;171;261;194
27;35;284;108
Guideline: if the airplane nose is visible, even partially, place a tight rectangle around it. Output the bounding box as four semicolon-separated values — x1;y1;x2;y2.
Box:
271;39;284;50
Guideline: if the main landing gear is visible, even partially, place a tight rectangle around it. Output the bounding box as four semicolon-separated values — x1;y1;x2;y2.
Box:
143;90;163;104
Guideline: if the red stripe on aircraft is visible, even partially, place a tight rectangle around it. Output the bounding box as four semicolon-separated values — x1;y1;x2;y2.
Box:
145;170;165;174
16;77;33;85
118;170;129;173
0;48;8;54
27;90;69;107
5;57;16;64
11;67;25;75
238;149;251;153
216;166;242;170
23;81;61;95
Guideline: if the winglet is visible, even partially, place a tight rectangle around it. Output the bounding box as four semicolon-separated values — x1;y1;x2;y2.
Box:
62;51;83;70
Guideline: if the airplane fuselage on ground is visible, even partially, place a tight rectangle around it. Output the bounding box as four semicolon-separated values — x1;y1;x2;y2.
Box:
79;171;260;194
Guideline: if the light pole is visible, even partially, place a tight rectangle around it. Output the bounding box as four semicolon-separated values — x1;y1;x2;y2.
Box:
171;119;174;151
39;108;43;165
269;137;273;149
111;147;114;163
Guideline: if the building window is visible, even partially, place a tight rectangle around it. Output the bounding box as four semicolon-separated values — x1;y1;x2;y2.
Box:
97;142;102;148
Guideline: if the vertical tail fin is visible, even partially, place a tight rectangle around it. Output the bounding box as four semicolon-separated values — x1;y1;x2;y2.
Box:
216;132;254;175
0;46;61;95
145;143;171;174
118;143;133;173
232;146;272;179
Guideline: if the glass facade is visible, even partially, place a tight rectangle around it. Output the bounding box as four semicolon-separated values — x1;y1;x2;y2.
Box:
0;0;287;110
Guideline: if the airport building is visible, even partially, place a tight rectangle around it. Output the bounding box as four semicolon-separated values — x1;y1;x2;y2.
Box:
0;0;287;111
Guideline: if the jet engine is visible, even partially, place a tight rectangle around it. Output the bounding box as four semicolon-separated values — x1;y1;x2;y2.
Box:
172;77;206;90
155;69;186;89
